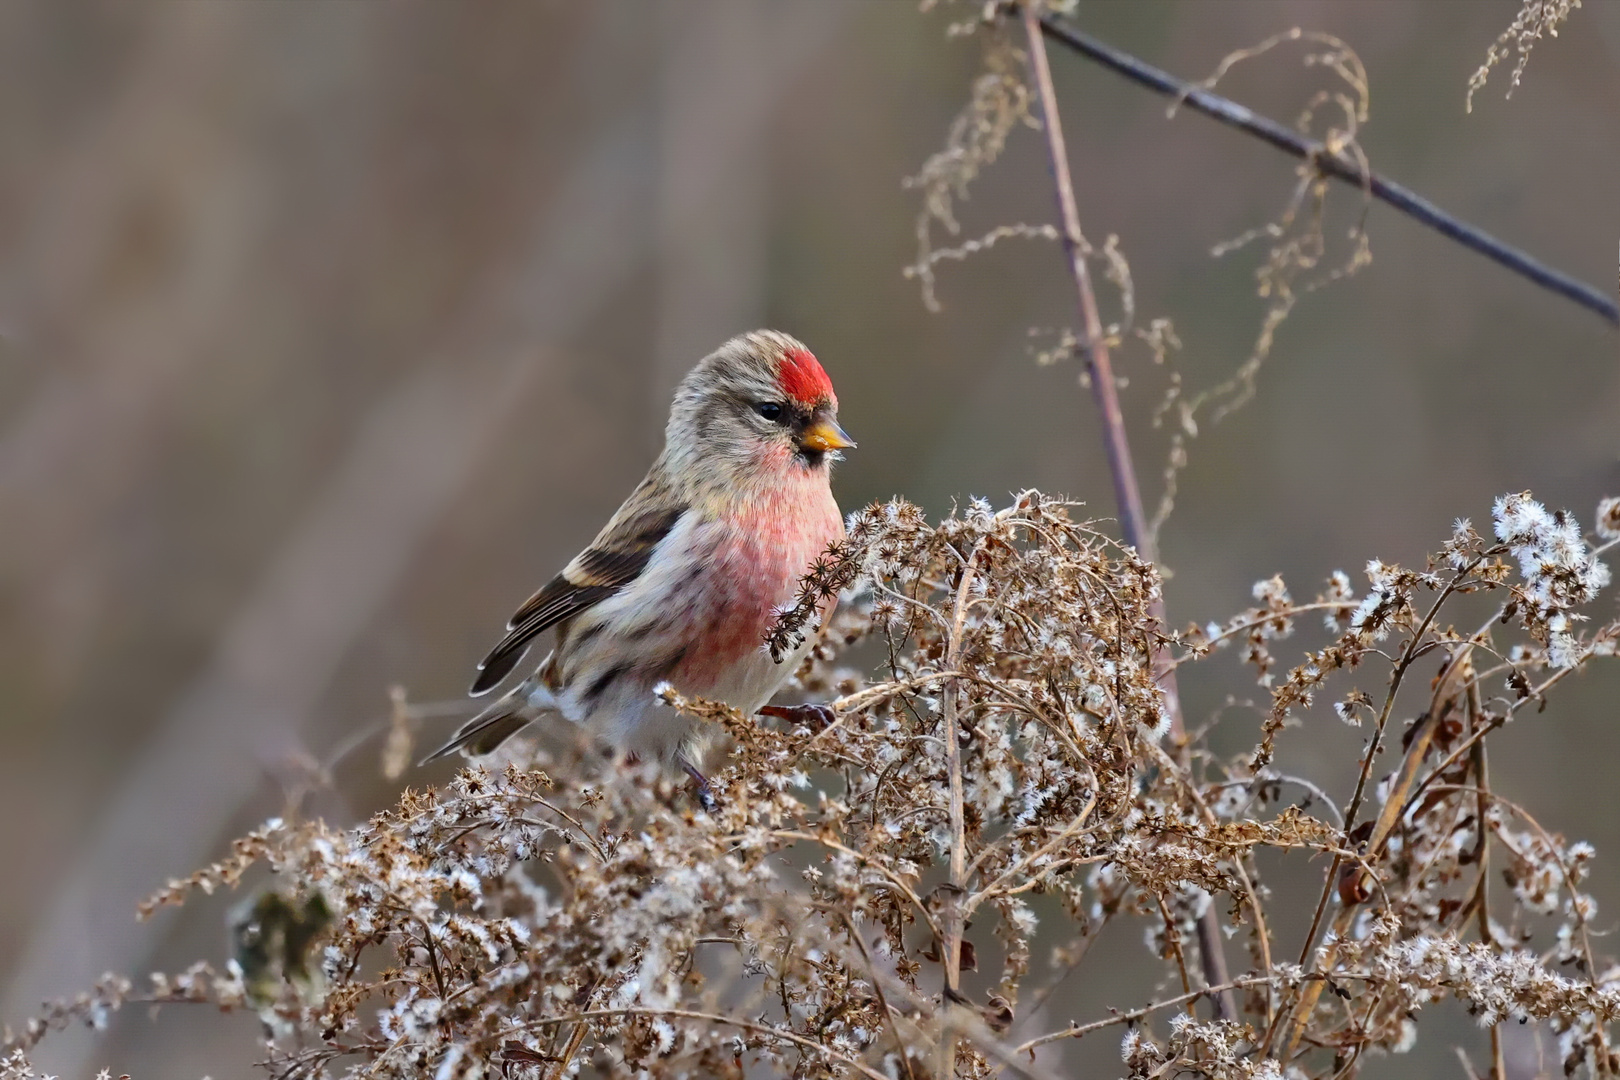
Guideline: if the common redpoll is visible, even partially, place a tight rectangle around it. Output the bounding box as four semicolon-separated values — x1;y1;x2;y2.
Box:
426;331;853;792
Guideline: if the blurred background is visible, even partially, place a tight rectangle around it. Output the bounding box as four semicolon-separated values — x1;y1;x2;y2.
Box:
0;1;1615;1076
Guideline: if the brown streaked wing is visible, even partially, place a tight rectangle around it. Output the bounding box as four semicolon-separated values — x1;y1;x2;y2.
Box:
468;500;685;695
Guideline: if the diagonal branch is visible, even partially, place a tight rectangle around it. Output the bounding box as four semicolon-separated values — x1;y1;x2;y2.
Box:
1019;2;1238;1022
1034;12;1618;327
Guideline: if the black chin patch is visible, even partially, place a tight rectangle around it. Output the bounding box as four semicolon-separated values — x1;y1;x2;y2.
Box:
796;447;827;469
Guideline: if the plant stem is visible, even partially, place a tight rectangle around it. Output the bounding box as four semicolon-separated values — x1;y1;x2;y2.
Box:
1469;691;1506;1080
939;539;984;1075
1272;646;1473;1063
1020;0;1236;1021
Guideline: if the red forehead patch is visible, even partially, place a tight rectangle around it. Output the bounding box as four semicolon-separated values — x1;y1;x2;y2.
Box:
777;347;835;406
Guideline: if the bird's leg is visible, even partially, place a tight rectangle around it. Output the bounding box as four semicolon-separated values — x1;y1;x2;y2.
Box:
678;755;718;814
758;703;837;731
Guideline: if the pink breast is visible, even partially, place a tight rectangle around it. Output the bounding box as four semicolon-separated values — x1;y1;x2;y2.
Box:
675;485;843;689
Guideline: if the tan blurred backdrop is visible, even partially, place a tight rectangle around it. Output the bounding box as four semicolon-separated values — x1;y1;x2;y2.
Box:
0;2;1616;1076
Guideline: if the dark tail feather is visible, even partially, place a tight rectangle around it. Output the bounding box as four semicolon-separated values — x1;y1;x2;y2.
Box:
421;680;546;764
420;712;532;763
469;640;531;696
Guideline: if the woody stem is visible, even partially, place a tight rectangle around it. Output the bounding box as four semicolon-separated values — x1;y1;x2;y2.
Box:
1020;0;1236;1020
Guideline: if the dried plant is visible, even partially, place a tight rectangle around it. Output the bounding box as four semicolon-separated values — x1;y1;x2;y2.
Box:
903;19;1041;315
1149;29;1373;540
6;7;1619;1080
6;490;1619;1078
910;12;1378;546
1179;30;1371;411
1468;0;1584;112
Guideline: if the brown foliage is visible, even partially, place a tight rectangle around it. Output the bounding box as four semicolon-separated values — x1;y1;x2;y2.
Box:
6;491;1620;1078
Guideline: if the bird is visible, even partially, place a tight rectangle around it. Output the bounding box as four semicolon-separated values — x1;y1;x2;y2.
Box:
424;330;854;801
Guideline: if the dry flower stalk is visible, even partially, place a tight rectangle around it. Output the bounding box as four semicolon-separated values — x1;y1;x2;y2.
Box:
1019;0;1240;1018
1468;0;1584;112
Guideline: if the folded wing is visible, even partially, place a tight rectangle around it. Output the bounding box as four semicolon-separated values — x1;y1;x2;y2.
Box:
469;489;684;695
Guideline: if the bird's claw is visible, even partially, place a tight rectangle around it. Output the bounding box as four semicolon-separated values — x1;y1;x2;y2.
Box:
680;758;718;814
759;702;837;731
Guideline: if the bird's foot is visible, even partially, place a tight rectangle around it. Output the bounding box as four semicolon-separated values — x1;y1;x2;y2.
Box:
679;757;718;814
759;702;837;731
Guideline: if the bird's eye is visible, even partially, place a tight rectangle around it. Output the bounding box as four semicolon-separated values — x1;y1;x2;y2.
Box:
755;401;785;422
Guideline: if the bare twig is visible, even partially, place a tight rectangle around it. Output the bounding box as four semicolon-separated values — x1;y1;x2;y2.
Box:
1034;12;1619;327
517;1008;895;1080
1012;974;1282;1055
1273;645;1475;1063
1020;1;1237;1021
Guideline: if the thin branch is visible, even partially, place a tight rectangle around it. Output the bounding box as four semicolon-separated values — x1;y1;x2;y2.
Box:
1273;644;1476;1064
831;909;919;1080
1009;914;1111;1036
1468;686;1506;1080
937;537;986;1076
1208;771;1345;827
1012;974;1281;1055
1035;13;1619;327
1281;558;1483;984
1155;892;1195;998
1148;736;1277;1027
1020;1;1237;1021
514;1008;895;1080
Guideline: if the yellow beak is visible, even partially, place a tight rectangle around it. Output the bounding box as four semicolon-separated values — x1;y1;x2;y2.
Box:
798;417;856;453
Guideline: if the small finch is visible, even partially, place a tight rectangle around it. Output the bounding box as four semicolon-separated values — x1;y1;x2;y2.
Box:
426;330;853;794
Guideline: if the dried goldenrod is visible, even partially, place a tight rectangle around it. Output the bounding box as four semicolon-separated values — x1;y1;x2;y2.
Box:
7;490;1619;1079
